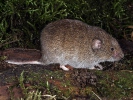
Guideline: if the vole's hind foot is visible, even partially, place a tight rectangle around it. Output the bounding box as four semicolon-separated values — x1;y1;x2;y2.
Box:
65;64;74;70
60;65;70;71
60;64;74;71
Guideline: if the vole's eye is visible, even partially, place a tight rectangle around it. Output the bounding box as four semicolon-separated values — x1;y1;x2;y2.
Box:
111;47;114;51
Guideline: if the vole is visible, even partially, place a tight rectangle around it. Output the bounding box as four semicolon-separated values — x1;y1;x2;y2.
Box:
5;19;124;70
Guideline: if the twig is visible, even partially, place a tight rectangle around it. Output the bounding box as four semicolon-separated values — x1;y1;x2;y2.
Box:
42;94;56;100
92;90;102;100
0;39;19;48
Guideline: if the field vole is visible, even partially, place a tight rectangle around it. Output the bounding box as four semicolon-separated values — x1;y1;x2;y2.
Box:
40;19;124;70
5;19;124;70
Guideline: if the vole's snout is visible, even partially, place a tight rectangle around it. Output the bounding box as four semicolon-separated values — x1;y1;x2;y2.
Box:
113;50;124;61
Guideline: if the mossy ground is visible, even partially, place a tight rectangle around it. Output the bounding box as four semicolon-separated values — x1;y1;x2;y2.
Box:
0;62;133;100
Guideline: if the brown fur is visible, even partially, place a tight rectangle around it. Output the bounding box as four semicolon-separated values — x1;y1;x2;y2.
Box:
40;19;124;69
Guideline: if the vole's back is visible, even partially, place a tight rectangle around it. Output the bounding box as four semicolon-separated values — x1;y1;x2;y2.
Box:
40;19;124;69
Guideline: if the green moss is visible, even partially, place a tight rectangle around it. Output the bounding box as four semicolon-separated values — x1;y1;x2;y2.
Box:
95;70;133;99
2;68;133;99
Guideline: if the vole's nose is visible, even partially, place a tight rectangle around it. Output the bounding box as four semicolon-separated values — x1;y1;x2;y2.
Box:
113;50;124;61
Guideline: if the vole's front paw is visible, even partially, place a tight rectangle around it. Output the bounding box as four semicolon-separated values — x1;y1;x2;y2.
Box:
95;64;103;70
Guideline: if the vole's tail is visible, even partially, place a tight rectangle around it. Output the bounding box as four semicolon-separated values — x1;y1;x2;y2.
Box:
1;48;42;65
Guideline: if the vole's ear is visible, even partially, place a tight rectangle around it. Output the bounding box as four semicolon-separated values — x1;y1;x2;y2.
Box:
92;39;102;50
